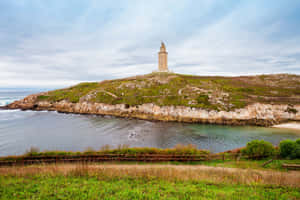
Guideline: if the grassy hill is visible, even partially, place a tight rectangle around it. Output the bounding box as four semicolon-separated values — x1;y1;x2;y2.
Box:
37;73;300;111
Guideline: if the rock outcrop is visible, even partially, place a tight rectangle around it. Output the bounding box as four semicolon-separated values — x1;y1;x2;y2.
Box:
5;93;300;126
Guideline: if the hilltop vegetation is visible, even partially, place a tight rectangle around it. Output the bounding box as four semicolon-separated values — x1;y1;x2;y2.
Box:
37;73;300;111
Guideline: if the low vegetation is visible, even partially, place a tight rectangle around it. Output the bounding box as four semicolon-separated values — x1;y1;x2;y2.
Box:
0;144;209;161
1;145;300;173
241;139;300;160
37;82;100;103
279;139;300;159
1;139;300;165
36;73;300;111
241;140;275;159
1;140;300;199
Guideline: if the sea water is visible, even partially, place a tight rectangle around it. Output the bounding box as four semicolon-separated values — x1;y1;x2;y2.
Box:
0;89;299;156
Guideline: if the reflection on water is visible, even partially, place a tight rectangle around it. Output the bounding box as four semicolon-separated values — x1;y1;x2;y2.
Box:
0;109;299;156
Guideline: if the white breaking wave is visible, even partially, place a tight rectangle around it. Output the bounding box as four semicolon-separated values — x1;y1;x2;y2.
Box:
0;99;18;106
0;95;26;106
0;109;37;121
0;109;20;113
0;91;44;123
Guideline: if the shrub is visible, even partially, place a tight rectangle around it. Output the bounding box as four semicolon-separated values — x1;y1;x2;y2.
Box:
196;94;209;105
285;106;298;114
242;140;275;159
279;139;300;159
295;145;300;159
173;144;199;155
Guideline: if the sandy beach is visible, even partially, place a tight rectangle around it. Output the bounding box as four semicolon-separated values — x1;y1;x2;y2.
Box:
273;122;300;131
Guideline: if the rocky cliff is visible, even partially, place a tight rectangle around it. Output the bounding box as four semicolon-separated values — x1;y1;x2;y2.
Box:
5;93;300;126
4;73;300;126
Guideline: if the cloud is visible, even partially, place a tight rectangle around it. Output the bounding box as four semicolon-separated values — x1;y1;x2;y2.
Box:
0;0;299;87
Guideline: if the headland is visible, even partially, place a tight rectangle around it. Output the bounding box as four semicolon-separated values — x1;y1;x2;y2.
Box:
4;73;300;126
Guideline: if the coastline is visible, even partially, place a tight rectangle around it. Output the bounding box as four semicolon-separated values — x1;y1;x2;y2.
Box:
3;73;300;127
272;122;300;131
3;88;300;127
4;99;300;127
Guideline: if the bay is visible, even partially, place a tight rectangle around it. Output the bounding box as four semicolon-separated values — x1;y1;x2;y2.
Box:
0;90;299;156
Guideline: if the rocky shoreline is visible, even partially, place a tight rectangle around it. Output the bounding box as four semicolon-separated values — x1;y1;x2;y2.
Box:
3;93;300;126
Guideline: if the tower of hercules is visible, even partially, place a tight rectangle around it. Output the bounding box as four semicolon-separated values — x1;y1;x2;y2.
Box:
158;42;168;72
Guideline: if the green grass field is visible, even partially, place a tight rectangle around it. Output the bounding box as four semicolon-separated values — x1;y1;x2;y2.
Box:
1;175;299;200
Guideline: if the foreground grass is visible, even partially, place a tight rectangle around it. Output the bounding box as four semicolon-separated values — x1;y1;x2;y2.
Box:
1;175;299;200
0;163;299;199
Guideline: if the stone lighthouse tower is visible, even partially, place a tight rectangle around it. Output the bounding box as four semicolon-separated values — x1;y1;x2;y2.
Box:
158;42;168;72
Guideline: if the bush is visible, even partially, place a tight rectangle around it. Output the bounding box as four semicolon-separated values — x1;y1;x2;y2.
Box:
196;94;210;105
242;140;275;159
173;144;198;155
285;106;298;114
279;139;300;159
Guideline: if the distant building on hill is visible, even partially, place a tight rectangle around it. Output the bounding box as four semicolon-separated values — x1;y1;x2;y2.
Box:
158;42;168;72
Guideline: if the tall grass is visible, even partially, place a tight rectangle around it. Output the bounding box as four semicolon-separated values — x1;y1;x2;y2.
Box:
0;164;299;188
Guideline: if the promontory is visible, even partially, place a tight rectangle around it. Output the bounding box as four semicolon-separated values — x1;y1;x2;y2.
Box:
4;73;300;126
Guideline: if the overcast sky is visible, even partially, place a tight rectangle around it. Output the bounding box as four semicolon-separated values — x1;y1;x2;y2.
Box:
0;0;300;88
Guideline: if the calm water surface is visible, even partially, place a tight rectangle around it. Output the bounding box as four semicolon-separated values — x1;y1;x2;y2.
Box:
0;91;299;156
